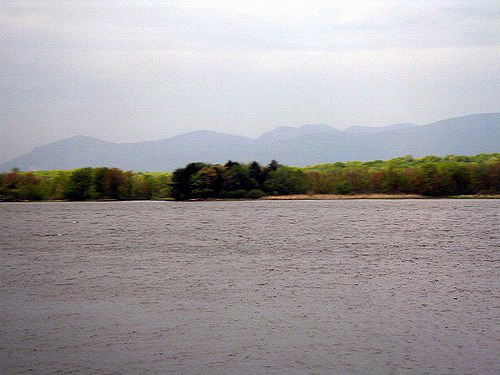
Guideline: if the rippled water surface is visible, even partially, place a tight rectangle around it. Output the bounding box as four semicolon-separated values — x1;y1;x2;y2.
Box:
1;200;499;374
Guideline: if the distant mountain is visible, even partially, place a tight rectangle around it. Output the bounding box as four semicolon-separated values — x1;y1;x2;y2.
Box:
345;123;418;133
257;124;340;143
1;113;499;171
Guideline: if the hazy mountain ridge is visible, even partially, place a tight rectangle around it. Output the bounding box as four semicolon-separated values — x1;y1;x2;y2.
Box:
1;113;499;172
257;124;341;143
345;123;418;133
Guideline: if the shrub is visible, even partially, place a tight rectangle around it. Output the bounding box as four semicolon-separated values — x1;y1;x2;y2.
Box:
246;189;265;199
220;189;247;199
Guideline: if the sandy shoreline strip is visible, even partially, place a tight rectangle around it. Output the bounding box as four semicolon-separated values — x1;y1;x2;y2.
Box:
262;194;500;200
1;194;499;203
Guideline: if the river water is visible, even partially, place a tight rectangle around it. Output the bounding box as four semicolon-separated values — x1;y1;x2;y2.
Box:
0;200;498;374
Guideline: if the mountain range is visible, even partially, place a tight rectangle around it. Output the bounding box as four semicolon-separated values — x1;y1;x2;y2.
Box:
1;113;499;172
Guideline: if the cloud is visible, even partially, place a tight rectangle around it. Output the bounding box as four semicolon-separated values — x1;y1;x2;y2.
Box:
2;0;499;52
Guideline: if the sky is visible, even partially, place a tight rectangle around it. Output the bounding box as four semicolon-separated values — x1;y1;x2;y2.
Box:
1;0;499;162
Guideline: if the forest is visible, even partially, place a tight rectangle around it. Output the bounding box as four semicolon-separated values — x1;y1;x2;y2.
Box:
0;154;498;201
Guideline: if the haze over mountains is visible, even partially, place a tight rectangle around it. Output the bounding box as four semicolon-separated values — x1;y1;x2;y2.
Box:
1;113;499;172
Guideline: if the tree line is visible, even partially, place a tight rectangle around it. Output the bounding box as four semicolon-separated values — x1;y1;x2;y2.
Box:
302;154;499;196
0;168;171;201
170;160;306;200
0;154;498;201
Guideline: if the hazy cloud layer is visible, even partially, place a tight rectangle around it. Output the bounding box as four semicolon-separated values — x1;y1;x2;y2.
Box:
1;0;499;162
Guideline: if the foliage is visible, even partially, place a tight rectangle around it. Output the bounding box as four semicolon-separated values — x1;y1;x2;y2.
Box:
264;166;307;195
0;168;171;201
0;154;498;201
303;153;500;196
246;189;265;199
170;160;289;200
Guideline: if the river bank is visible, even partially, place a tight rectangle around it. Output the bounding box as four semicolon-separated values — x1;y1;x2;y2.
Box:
262;194;500;200
1;194;500;203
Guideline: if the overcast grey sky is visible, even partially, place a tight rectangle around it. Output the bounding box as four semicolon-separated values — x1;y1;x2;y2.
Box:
1;0;499;162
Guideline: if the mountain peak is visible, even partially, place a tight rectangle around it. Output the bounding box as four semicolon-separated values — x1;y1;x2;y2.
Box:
165;129;252;144
344;123;418;134
299;124;335;131
257;123;339;143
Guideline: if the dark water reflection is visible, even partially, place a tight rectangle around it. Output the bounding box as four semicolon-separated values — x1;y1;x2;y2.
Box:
1;200;498;374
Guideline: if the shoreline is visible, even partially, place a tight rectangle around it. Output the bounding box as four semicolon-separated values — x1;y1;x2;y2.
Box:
1;194;499;203
262;194;500;200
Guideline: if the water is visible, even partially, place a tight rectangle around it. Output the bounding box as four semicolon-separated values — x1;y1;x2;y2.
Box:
0;200;498;374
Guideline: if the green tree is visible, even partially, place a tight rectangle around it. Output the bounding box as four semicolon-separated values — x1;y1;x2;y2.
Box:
18;173;43;200
264;166;306;195
192;165;225;198
91;167;109;199
65;168;93;200
171;162;206;200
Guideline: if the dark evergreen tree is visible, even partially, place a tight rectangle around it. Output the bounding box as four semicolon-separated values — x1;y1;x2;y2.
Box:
268;159;279;171
171;162;206;200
